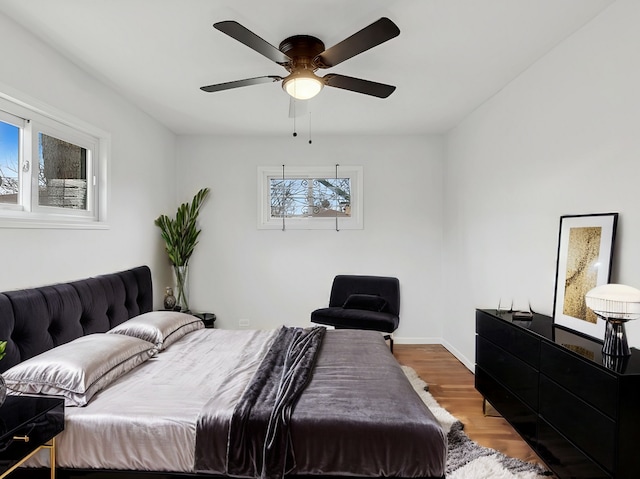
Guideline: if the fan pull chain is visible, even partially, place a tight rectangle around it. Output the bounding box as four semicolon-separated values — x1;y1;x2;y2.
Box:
308;111;312;144
335;163;339;232
292;101;298;138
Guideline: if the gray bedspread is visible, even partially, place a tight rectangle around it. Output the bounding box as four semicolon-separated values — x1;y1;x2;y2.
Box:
196;328;447;478
197;326;326;479
24;328;446;477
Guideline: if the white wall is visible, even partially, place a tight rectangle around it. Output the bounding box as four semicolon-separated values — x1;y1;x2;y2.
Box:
443;0;640;368
176;135;444;341
0;12;177;302
8;0;638;362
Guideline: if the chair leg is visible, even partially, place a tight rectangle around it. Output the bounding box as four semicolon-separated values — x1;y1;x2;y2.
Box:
383;334;393;353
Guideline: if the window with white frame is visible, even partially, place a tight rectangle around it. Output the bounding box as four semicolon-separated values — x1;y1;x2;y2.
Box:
0;93;108;228
258;165;363;230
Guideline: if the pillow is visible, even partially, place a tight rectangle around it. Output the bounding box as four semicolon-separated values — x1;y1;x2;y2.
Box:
4;334;157;407
342;293;388;312
107;310;204;351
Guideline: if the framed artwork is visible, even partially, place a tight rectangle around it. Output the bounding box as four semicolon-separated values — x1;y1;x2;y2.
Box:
552;213;618;341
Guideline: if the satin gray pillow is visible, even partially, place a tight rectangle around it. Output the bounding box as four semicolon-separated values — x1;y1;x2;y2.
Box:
107;310;204;350
4;333;157;407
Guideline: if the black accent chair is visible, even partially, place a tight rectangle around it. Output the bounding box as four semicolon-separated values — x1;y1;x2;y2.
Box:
311;275;400;351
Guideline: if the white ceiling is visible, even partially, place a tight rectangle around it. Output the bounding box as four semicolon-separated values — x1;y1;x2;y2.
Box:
0;0;614;136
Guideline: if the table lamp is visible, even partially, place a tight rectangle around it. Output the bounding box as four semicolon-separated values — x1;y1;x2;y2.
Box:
585;284;640;356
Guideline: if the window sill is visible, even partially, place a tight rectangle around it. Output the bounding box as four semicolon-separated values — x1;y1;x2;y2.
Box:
258;218;363;230
0;216;110;230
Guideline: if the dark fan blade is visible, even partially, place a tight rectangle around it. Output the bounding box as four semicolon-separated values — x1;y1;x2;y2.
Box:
314;17;400;68
214;21;291;65
323;74;395;98
200;76;282;93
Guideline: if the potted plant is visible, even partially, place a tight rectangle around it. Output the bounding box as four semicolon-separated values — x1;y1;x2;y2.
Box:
155;188;210;312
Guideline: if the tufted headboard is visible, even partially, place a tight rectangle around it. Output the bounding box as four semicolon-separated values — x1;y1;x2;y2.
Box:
0;265;153;373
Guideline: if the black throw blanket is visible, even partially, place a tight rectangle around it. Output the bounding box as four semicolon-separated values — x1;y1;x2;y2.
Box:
196;326;325;479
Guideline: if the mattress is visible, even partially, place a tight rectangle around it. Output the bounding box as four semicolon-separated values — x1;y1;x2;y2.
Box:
26;327;447;477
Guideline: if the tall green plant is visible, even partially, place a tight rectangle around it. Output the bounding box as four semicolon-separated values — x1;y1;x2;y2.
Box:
155;188;210;311
155;188;210;267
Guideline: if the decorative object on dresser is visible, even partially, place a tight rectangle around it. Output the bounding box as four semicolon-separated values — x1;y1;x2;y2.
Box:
585;284;640;357
476;308;640;479
155;187;210;313
552;212;618;341
0;396;64;479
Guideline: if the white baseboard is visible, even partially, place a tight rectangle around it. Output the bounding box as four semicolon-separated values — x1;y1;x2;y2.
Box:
440;338;474;372
395;336;475;373
394;336;441;344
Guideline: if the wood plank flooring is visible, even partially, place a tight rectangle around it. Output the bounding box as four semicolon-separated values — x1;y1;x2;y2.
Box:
393;344;550;471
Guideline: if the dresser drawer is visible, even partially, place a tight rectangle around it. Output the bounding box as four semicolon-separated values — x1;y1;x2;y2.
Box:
0;419;60;472
540;341;617;419
0;397;64;475
476;335;539;409
537;417;612;479
475;366;537;444
539;375;615;472
476;310;540;368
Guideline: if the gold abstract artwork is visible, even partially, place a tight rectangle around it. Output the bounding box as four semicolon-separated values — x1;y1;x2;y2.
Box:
563;226;602;323
562;343;595;361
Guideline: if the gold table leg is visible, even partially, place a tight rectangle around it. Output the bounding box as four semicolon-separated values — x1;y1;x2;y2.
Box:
48;438;56;479
0;436;56;479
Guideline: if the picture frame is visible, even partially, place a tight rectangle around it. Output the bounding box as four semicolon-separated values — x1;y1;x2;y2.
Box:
552;213;618;341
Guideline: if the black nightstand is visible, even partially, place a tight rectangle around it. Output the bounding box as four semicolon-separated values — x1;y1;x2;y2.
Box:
0;396;64;478
192;312;216;328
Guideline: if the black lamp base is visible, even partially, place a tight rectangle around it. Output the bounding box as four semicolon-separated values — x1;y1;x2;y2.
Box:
602;319;630;357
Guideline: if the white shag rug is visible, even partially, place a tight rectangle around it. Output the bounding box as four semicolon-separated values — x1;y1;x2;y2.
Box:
401;366;553;479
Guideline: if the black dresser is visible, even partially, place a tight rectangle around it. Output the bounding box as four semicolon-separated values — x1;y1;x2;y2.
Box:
475;309;640;479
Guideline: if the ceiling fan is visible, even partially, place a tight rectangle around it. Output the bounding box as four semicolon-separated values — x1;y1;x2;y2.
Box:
200;17;400;101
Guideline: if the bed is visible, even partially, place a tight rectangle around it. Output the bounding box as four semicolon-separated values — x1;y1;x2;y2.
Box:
0;266;447;479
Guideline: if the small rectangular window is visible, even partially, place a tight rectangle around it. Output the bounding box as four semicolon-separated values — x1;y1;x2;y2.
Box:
258;166;362;230
0;92;108;228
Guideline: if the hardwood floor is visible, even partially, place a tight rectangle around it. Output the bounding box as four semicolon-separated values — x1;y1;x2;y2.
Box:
393;344;551;471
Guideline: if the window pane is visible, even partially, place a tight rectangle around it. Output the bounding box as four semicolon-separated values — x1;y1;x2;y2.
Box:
270;177;351;218
0;120;20;204
38;133;87;210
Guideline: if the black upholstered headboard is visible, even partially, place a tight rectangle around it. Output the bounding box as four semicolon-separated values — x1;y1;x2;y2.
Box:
0;265;153;373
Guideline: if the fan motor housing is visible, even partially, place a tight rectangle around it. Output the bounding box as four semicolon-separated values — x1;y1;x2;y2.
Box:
279;35;325;71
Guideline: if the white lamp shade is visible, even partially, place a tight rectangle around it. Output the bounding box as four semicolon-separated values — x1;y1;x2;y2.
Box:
585;284;640;320
283;71;323;100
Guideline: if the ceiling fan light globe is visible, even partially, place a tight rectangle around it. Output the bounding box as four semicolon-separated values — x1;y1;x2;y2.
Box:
283;75;323;100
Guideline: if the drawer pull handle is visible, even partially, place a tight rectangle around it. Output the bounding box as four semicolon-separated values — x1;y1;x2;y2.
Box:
12;435;30;442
